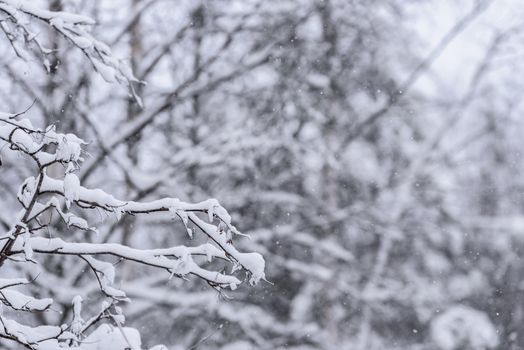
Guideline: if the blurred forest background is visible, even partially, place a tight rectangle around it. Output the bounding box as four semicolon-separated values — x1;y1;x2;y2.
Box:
1;0;524;349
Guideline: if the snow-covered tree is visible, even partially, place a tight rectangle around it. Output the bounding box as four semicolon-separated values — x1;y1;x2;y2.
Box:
0;2;265;349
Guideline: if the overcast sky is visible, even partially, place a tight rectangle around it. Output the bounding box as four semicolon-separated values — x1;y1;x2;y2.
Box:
411;0;522;98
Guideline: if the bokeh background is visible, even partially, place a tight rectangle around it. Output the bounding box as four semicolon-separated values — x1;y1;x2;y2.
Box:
2;0;524;349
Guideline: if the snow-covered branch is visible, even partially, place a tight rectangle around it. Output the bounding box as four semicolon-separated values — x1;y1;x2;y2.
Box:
0;113;265;348
0;0;142;104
